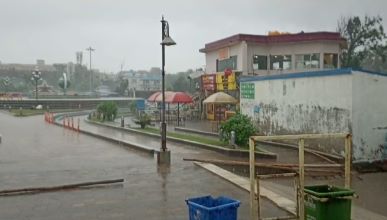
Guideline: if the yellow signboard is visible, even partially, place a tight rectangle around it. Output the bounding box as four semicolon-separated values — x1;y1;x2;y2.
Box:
215;72;237;91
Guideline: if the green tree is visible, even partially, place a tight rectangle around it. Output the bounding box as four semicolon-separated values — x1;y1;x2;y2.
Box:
220;113;256;146
115;78;128;96
173;74;190;92
166;71;195;93
361;45;387;72
96;101;118;121
337;15;387;68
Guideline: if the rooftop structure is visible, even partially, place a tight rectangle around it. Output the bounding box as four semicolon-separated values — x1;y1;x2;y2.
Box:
200;32;347;76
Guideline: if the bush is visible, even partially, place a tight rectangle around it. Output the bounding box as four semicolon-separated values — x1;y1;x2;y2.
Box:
220;113;256;146
96;101;118;121
134;113;151;129
129;101;137;114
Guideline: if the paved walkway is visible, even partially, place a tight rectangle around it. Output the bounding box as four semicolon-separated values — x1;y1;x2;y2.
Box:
94;115;387;217
197;162;387;220
0;113;287;220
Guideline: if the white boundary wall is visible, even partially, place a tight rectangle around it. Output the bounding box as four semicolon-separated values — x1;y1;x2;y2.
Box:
240;70;387;162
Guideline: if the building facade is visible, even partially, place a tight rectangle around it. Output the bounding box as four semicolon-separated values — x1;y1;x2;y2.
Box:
240;68;387;163
123;71;161;92
200;32;346;76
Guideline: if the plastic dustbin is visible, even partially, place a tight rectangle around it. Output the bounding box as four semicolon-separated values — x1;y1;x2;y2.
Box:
304;185;354;220
186;195;240;220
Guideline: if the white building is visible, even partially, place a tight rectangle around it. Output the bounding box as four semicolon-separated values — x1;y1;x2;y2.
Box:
200;32;346;76
123;71;161;92
240;68;387;163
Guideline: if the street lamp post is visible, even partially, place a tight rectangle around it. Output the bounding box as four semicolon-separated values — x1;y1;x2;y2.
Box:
31;67;42;101
158;16;176;165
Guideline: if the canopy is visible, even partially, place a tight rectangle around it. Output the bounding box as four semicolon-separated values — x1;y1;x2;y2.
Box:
203;92;237;104
147;91;193;127
147;91;161;102
147;91;175;102
161;91;193;104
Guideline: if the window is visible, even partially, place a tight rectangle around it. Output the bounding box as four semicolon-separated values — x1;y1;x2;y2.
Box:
217;56;237;72
295;53;320;69
270;55;292;70
253;55;267;70
323;53;338;69
143;80;149;90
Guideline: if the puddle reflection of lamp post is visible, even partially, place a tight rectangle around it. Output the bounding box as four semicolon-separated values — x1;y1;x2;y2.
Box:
158;16;176;165
31;67;42;100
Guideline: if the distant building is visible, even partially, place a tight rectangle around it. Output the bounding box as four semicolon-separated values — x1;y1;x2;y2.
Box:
36;59;45;66
200;32;346;76
122;71;161;92
0;60;56;72
76;52;83;65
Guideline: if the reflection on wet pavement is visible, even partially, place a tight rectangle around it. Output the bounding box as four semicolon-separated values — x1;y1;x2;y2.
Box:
0;113;287;220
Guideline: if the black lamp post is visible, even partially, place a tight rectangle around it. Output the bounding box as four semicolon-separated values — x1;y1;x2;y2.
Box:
159;16;176;163
31;67;42;100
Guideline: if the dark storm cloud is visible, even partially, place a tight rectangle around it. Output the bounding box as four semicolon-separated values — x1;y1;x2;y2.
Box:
0;0;386;73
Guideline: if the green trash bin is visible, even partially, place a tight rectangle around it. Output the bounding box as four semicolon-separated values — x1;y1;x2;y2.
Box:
304;185;354;220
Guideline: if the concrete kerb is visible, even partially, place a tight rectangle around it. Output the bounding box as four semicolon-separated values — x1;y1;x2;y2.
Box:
52;112;156;155
174;127;219;138
86;119;277;159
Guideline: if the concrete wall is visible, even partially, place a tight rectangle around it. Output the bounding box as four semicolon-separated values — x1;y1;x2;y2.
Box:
240;73;353;155
352;71;387;162
240;70;387;162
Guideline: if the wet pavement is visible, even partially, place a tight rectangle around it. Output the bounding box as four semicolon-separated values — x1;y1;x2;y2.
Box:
0;112;287;220
119;114;387;217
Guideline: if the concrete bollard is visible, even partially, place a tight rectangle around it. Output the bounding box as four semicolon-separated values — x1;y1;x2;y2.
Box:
230;131;236;147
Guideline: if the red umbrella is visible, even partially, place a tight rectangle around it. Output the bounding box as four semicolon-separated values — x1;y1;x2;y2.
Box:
148;91;178;102
165;92;193;103
147;91;161;102
148;91;177;123
151;91;175;102
155;92;192;126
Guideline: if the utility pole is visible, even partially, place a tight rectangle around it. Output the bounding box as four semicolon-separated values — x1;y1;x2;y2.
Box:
86;46;95;94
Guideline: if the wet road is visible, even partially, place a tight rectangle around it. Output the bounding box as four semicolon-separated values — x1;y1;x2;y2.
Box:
0;112;287;220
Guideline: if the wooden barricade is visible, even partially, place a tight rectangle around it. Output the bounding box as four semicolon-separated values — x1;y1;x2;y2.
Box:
249;133;352;220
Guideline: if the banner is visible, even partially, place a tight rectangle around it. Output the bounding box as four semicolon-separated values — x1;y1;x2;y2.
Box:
201;74;216;91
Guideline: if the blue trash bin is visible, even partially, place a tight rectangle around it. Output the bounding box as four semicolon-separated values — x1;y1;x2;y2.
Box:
186;195;240;220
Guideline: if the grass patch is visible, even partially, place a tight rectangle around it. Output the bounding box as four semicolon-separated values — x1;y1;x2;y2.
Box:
134;127;243;149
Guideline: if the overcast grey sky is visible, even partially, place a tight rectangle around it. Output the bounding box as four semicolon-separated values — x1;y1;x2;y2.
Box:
0;0;386;73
